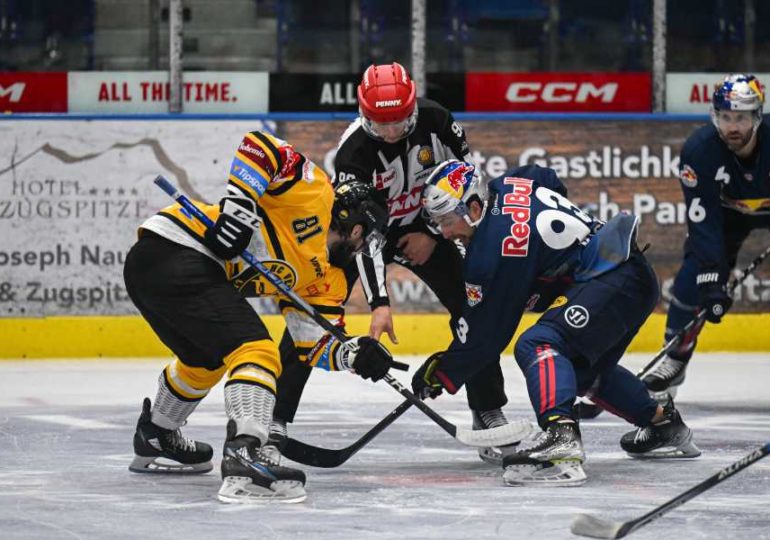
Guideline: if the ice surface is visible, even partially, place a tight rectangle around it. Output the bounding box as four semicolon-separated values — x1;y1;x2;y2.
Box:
1;353;769;540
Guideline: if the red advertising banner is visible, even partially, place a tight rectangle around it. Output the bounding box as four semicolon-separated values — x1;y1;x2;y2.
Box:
466;72;651;112
0;72;68;113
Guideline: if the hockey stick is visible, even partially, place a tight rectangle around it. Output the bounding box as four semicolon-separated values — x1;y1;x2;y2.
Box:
637;244;770;380
570;442;770;539
154;175;532;448
282;399;413;467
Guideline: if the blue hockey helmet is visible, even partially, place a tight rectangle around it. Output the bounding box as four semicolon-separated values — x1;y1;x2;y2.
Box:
421;160;488;229
711;74;764;132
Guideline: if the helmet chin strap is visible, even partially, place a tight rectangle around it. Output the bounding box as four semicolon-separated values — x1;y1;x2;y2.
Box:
462;199;488;228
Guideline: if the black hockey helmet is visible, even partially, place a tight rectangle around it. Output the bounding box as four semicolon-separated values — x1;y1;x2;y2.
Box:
332;181;388;257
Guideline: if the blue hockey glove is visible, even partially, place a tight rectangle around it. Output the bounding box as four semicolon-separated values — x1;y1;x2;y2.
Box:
204;196;260;260
697;272;732;324
411;352;447;400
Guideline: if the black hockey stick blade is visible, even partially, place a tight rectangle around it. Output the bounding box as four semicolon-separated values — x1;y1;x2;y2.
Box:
571;442;770;539
282;399;413;468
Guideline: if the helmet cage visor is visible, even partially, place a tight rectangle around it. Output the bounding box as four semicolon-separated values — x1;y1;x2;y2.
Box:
360;106;418;142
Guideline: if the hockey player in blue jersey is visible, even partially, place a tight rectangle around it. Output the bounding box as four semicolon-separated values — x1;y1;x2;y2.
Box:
642;74;770;397
411;160;700;486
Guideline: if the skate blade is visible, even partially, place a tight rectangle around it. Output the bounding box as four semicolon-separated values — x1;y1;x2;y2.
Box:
129;455;213;474
478;443;519;467
626;440;701;459
502;460;587;487
478;446;502;466
217;476;307;504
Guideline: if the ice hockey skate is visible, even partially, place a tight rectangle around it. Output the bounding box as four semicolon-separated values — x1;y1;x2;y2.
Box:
261;418;288;465
502;417;586;487
473;408;520;465
620;397;701;458
640;354;688;400
218;420;307;504
129;397;213;474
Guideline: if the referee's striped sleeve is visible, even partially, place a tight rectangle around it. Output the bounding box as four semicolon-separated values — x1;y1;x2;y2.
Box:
356;251;389;308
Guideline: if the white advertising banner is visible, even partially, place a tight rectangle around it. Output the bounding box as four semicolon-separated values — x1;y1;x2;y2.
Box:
0;120;276;316
68;71;269;113
666;72;770;114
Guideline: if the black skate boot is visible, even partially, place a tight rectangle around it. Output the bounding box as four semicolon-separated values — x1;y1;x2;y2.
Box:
502;416;586;487
573;397;604;420
640;355;688;400
620;397;701;458
129;397;213;474
218;419;307;504
473;408;520;466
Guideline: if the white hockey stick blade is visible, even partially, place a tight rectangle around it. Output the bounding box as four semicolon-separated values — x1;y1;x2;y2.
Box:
570;514;625;539
454;419;533;447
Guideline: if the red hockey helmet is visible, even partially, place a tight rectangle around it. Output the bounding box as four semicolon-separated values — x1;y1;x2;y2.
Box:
357;62;418;143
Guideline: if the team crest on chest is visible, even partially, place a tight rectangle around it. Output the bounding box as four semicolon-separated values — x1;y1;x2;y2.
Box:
417;146;434;166
465;282;483;306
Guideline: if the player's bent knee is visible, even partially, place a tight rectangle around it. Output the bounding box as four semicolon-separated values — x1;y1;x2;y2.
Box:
225;339;282;379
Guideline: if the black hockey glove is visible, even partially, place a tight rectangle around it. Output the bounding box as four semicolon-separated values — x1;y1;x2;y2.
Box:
697;271;732;324
411;352;446;400
336;336;408;382
204;196;260;260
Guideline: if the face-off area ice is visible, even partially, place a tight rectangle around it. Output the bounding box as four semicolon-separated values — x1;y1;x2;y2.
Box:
1;353;768;540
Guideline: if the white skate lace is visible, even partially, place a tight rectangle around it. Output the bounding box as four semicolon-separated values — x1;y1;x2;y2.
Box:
256;447;281;467
168;430;197;452
653;359;684;380
233;441;281;468
478;409;508;429
633;427;652;444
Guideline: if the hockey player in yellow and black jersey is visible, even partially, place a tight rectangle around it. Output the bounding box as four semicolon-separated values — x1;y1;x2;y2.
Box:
123;130;395;504
274;63;511;467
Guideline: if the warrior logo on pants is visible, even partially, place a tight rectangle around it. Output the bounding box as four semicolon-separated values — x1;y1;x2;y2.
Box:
564;305;589;328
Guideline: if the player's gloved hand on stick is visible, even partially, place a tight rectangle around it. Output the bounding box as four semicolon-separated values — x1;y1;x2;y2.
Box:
336;336;408;382
204;196;260;260
412;352;449;400
696;271;732;323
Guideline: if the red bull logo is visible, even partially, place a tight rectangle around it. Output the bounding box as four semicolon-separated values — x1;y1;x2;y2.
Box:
445;163;473;192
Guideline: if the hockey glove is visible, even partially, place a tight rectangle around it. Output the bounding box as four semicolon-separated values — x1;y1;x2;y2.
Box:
696;272;732;324
204;196;260;260
411;352;447;400
336;336;408;382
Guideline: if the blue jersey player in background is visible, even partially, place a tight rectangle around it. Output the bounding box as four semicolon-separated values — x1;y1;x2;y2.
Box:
642;74;770;398
411;160;700;487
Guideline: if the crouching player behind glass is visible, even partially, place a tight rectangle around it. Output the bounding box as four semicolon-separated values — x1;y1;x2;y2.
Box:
642;74;770;399
123;131;401;503
411;160;701;487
